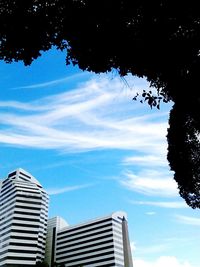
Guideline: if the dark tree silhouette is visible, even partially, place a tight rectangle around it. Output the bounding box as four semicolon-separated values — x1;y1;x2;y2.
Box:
0;0;200;207
35;261;49;267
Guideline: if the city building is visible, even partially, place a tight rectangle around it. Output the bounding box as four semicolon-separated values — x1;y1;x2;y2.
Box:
0;169;133;267
0;168;49;267
45;217;68;267
53;211;133;267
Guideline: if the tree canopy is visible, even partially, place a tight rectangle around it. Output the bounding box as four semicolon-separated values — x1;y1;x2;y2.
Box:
35;261;49;267
0;0;200;208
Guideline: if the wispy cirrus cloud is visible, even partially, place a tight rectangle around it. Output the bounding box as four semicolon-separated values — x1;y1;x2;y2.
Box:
46;183;93;195
0;101;37;111
135;243;169;255
131;200;187;209
123;155;168;167
0;75;171;153
175;214;200;226
121;170;177;197
146;211;156;215
13;72;87;89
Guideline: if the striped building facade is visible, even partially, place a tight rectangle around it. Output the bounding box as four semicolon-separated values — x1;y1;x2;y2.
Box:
45;217;69;267
54;211;133;267
0;168;133;267
0;168;49;267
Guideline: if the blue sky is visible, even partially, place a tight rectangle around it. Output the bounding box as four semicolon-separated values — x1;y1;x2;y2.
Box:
0;48;199;267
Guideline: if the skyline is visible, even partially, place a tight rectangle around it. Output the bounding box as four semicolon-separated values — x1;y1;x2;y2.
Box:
0;48;199;267
0;168;49;266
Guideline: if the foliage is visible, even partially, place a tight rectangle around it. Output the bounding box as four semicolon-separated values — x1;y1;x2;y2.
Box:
35;261;49;267
167;103;200;208
0;0;200;207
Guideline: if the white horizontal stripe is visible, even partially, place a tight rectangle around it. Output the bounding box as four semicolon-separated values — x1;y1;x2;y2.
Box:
57;254;116;266
57;220;113;238
13;207;40;214
0;194;17;205
0;190;16;200
0;259;35;264
56;247;114;260
57;241;114;255
15;196;42;203
74;259;116;267
56;231;113;248
0;246;38;252
15;202;41;208
10;232;38;238
56;236;113;251
12;214;40;220
57;225;113;242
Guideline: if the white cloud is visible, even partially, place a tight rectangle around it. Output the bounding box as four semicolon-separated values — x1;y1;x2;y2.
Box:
132;240;192;267
175;215;200;226
121;170;178;197
0;101;37;111
13;73;86;89
130;241;136;253
134;256;193;267
46;184;92;195
0;75;170;154
146;211;156;215
136;244;168;254
130;240;168;256
131;200;187;208
123;155;168;167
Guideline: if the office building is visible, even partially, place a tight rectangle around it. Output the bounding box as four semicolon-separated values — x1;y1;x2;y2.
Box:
45;217;68;267
0;168;133;267
54;211;133;267
0;168;49;267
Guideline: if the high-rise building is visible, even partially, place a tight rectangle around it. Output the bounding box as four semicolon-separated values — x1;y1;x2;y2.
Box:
45;217;68;267
54;211;133;267
0;168;133;267
0;168;49;267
